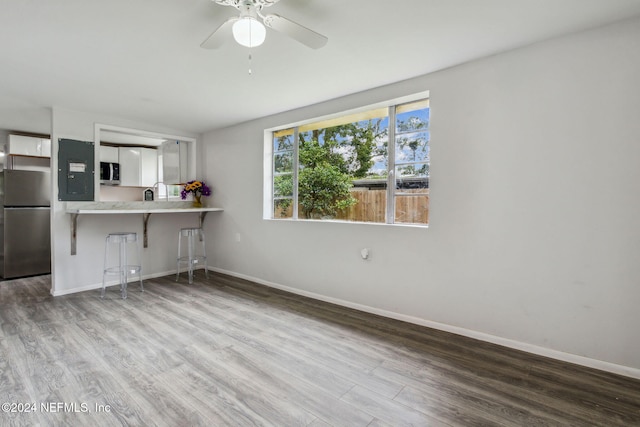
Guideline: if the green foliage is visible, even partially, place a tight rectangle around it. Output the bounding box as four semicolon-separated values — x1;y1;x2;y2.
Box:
274;134;294;151
295;121;384;219
273;174;293;217
274;174;293;198
298;163;356;219
274;152;293;173
397;116;429;132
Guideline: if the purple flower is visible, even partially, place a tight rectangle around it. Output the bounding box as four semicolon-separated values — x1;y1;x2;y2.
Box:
181;180;211;199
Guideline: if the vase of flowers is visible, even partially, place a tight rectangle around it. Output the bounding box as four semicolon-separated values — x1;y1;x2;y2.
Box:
181;180;211;207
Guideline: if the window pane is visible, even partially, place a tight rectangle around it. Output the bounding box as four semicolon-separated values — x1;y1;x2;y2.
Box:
274;174;293;197
167;184;181;198
296;115;388;222
395;194;429;225
273;199;293;219
395;163;429;190
396;100;430;133
274;152;293;174
395;131;429;163
273;131;294;152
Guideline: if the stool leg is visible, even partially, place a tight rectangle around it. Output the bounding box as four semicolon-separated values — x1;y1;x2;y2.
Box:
188;232;194;284
176;230;181;282
137;236;144;293
101;274;107;299
201;229;208;279
120;240;127;300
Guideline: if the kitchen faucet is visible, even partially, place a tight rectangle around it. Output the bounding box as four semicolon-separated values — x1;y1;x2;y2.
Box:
152;181;169;201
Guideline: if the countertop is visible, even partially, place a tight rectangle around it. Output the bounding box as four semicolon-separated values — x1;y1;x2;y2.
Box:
65;201;223;254
66;201;223;214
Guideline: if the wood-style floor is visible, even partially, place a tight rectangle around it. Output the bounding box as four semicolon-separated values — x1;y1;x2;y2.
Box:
1;273;639;426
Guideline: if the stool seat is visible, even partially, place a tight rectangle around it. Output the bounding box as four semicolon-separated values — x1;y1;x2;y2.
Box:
102;232;143;299
176;227;208;284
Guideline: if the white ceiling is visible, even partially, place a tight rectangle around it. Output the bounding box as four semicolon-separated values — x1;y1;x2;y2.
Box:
1;0;640;136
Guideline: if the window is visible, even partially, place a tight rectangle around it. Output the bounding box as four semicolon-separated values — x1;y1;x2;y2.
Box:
268;97;430;225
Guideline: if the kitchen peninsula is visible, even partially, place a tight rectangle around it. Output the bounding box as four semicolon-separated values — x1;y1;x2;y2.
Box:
66;201;222;255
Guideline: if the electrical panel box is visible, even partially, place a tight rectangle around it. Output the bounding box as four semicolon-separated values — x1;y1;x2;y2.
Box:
58;138;95;201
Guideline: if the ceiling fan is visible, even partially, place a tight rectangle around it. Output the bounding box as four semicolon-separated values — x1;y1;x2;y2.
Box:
201;0;328;50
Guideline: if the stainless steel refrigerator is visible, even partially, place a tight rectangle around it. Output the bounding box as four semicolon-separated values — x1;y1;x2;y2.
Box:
0;170;51;279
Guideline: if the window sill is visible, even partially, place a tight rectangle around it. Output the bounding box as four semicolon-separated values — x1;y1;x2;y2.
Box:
264;217;429;228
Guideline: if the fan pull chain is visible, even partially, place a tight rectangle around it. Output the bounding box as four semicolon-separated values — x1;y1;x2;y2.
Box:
248;21;253;75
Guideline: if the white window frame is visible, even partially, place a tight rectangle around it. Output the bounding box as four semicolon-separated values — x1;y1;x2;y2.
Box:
264;91;430;226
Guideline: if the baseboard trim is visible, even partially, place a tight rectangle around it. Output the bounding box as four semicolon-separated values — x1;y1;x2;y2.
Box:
209;267;640;380
51;270;176;296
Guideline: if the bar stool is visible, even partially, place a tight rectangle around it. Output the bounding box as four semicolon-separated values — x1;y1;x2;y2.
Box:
176;227;208;284
101;232;143;299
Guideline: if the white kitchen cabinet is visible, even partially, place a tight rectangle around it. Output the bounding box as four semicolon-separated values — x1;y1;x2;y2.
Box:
100;145;119;163
140;147;158;187
118;146;158;187
8;134;51;157
118;147;139;186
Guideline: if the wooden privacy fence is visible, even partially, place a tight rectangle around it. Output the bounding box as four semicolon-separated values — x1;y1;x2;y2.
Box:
276;188;429;224
335;188;429;224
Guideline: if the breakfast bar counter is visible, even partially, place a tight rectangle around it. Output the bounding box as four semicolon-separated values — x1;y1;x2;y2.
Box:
66;201;223;255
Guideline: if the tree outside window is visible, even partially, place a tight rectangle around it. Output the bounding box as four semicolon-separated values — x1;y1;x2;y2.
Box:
271;98;429;225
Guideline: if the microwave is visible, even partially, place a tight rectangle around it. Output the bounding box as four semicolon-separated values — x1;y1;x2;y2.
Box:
100;162;120;185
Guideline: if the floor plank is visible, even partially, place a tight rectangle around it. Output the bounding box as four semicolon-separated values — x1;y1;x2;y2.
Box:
0;273;639;426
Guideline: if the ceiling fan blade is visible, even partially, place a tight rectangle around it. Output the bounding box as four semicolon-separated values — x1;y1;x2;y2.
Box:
200;17;237;49
263;14;327;49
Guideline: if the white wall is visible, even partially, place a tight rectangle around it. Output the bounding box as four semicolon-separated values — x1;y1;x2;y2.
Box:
50;107;201;295
202;17;640;377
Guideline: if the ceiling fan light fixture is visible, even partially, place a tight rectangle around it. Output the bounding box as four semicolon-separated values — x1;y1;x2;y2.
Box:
232;17;266;48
